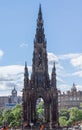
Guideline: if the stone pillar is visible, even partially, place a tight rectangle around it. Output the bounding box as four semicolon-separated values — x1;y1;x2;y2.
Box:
49;104;52;129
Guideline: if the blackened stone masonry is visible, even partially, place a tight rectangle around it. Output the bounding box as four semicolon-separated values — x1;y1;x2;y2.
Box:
22;5;59;129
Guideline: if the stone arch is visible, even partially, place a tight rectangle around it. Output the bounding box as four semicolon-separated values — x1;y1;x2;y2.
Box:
26;88;52;125
36;97;44;122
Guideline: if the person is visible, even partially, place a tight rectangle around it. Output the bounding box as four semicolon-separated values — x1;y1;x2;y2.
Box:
40;124;44;130
2;126;8;130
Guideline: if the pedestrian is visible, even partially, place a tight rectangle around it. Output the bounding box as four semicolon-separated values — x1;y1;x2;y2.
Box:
2;126;8;130
40;124;44;130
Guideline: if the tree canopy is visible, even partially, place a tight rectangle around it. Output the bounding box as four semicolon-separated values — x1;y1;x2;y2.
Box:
0;104;82;128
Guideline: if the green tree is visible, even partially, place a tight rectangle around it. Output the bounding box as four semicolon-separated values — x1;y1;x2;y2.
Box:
66;119;73;126
36;100;44;121
59;116;67;126
78;109;82;120
0;109;3;126
59;109;69;120
3;105;21;128
12;104;22;127
3;109;14;125
69;107;81;122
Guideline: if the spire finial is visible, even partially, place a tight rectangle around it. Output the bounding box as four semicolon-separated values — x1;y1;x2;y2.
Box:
38;4;42;21
35;4;46;44
39;4;41;14
73;82;76;88
24;61;28;73
53;62;56;70
25;61;27;67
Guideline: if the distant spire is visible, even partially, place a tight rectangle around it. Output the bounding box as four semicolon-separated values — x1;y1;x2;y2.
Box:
73;82;76;90
73;82;75;87
12;86;17;95
71;82;77;92
14;86;15;90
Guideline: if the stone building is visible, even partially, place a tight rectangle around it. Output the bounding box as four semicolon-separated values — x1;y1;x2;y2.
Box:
22;5;59;129
0;96;9;109
0;87;21;110
5;87;21;109
8;87;20;104
58;83;82;110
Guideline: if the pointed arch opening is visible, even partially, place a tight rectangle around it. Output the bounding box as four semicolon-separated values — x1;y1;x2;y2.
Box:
36;97;45;124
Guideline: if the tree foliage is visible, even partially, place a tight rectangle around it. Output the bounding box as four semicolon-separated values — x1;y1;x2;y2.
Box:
36;100;44;122
3;109;14;125
1;104;82;128
12;104;21;125
0;109;3;126
2;104;21;128
59;107;82;126
59;116;67;126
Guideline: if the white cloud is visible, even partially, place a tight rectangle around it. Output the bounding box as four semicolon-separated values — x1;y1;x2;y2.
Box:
0;65;31;75
59;53;82;60
58;84;71;92
0;65;23;75
0;65;32;96
72;71;82;77
76;84;82;91
58;83;82;93
48;52;59;64
58;53;82;78
58;53;82;69
0;49;4;59
0;52;82;96
0;83;8;90
71;55;82;68
48;52;64;83
48;52;64;71
57;77;65;83
20;43;28;48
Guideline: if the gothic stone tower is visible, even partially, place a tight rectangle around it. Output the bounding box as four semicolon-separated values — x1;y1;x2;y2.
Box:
22;5;59;129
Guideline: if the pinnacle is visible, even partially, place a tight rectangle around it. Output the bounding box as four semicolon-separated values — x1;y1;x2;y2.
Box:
25;61;27;68
38;4;42;21
39;4;41;15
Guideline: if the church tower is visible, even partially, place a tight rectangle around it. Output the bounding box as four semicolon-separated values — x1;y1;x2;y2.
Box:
22;5;59;129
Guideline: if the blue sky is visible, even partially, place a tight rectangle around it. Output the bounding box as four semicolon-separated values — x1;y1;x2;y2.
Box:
0;0;82;96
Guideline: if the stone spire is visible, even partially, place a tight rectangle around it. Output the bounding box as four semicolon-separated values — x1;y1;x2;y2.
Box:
22;5;59;128
51;62;56;88
71;82;77;92
24;61;29;89
12;86;17;96
34;4;46;44
31;4;49;89
38;4;42;21
24;61;28;75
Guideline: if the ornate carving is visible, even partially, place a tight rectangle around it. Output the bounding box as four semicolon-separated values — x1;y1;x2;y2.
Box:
22;4;59;129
